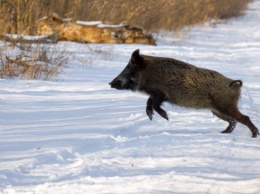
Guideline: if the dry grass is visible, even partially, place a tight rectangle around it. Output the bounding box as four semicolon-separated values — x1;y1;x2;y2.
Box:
0;42;69;80
0;0;253;34
82;0;253;31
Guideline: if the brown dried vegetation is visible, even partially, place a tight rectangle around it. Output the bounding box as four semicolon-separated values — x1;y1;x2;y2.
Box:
0;42;69;80
86;0;253;31
0;0;253;35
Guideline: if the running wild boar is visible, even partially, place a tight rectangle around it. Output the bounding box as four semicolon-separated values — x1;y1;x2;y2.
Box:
109;49;259;138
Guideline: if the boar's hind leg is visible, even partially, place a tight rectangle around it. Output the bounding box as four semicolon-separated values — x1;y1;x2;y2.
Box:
146;97;154;120
228;108;259;138
212;110;237;134
146;95;169;120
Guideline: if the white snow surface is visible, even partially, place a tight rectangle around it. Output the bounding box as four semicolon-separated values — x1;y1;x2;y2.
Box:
1;1;260;194
76;20;128;28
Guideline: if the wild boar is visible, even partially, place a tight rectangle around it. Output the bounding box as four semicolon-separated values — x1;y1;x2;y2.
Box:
109;49;259;138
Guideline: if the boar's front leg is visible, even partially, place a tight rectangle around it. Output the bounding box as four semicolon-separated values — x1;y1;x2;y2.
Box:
146;95;169;121
146;97;154;120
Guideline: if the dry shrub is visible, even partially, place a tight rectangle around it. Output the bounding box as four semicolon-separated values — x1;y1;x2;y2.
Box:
0;42;69;80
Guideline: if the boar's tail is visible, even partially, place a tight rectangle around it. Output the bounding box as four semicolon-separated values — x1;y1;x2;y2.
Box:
229;80;243;89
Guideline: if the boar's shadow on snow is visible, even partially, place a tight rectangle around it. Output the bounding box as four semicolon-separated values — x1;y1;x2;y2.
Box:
109;49;259;138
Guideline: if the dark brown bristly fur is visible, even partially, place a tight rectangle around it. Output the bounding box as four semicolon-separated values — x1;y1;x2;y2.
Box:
109;49;259;138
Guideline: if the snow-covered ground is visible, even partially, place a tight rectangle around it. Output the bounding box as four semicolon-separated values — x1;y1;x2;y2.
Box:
1;1;260;194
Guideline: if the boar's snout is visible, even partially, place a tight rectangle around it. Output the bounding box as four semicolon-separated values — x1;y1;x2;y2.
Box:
109;78;123;89
109;76;137;90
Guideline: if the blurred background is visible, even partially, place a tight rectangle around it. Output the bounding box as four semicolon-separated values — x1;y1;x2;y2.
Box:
0;0;252;35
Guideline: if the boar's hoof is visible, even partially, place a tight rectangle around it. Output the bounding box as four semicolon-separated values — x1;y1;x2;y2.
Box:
154;107;169;121
162;113;169;121
221;129;232;134
252;129;259;138
146;109;154;120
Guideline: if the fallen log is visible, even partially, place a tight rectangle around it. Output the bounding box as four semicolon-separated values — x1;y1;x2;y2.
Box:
35;13;156;45
0;34;58;44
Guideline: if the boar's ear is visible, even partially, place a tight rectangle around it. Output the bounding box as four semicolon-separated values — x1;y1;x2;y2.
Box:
131;49;145;69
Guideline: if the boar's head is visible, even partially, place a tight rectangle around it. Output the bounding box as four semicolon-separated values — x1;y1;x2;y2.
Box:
109;49;145;91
